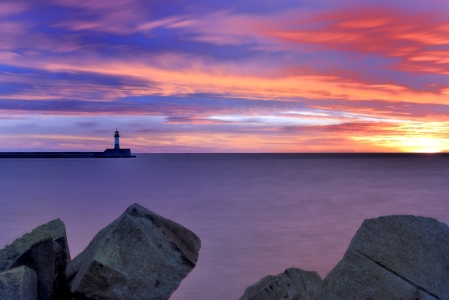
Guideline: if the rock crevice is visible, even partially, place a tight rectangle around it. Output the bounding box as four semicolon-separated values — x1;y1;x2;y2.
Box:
355;250;441;300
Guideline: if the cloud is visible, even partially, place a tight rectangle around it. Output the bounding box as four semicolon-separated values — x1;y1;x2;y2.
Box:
165;116;231;125
1;0;449;152
0;2;28;17
2;111;449;152
265;8;449;75
10;53;449;104
52;0;144;34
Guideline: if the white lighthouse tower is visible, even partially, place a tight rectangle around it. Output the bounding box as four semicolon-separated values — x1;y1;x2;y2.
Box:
114;129;120;150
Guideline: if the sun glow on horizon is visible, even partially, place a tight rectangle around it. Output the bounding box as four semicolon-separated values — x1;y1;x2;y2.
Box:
352;122;449;153
400;137;448;153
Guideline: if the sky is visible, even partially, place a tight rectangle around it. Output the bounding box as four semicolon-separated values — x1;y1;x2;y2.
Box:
0;0;449;152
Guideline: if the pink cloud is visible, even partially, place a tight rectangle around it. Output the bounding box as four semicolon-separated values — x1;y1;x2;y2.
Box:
0;22;86;53
53;0;145;34
0;2;28;17
53;0;138;10
265;8;449;75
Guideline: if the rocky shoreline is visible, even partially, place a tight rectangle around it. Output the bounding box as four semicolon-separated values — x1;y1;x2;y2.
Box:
240;215;449;300
1;205;448;300
0;203;200;300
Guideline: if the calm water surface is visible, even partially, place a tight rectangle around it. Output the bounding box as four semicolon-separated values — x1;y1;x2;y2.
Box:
1;154;449;299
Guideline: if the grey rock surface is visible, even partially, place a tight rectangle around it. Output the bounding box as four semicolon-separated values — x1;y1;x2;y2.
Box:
0;219;71;300
0;266;37;300
315;215;449;300
66;203;201;300
240;268;322;300
314;250;434;300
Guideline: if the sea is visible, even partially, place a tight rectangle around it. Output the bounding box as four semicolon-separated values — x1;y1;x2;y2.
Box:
1;153;449;299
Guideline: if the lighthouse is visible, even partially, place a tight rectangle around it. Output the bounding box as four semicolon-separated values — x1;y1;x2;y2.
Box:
102;129;134;157
114;129;120;150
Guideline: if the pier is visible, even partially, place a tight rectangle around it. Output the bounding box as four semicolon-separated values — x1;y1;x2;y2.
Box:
0;130;135;158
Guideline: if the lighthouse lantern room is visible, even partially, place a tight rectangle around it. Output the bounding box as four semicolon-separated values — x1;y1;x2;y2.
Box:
114;129;120;150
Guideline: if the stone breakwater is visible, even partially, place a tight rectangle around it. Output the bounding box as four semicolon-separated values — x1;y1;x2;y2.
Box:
0;149;135;158
0;203;201;300
239;215;449;300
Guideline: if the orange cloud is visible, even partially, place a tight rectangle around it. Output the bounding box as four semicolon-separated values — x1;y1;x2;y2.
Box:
1;51;447;106
338;19;389;29
266;8;449;75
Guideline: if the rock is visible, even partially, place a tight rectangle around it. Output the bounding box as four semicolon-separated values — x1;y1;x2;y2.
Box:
0;266;37;300
66;203;201;300
0;219;71;300
240;268;322;300
315;250;434;300
314;215;449;300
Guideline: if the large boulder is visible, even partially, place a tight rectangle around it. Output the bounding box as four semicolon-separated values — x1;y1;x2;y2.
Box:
315;215;449;300
66;203;201;300
240;268;322;300
0;266;37;300
0;219;71;300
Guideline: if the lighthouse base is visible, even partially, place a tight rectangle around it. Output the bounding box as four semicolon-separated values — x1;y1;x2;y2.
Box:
101;149;133;157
